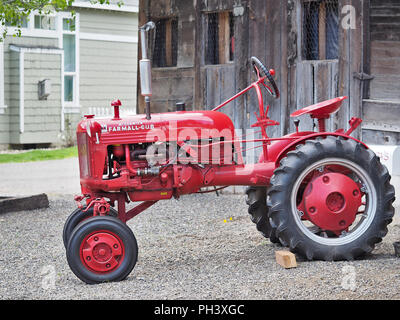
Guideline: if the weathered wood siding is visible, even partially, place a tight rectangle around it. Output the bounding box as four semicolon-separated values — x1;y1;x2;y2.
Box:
362;0;400;145
139;0;400;148
369;0;400;101
138;0;196;114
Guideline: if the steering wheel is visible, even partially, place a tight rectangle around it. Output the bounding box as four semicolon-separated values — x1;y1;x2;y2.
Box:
251;56;280;99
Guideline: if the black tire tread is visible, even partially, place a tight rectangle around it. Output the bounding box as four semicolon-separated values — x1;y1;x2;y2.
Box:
268;136;395;261
245;186;281;244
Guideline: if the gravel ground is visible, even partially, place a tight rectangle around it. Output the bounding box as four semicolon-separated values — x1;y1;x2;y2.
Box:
0;193;399;300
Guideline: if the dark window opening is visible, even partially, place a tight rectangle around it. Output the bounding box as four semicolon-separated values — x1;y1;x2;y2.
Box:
205;11;235;65
303;0;339;60
152;18;178;68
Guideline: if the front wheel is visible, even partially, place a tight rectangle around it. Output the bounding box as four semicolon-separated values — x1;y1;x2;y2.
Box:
63;206;118;249
268;136;395;261
66;216;138;284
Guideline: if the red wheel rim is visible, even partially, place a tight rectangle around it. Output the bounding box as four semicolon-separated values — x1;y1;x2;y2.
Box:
301;172;362;233
79;230;125;274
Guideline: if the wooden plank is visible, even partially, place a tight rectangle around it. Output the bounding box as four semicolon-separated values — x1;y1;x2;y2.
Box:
314;61;330;103
295;62;314;132
335;0;351;132
369;75;400;100
194;0;203;110
233;2;249;132
165;19;172;67
218;12;230;65
0;194;49;214
318;2;326;60
362;129;400;145
280;0;289;135
363;99;400;124
265;0;282;139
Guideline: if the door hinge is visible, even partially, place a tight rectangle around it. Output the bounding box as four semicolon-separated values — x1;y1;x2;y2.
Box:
353;72;374;81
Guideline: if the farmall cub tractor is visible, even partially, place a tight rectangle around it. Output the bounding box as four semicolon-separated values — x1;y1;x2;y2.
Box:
64;22;395;284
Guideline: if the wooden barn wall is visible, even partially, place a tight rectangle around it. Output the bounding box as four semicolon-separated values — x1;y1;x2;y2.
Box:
139;1;399;146
138;0;288;139
362;0;400;145
369;0;400;101
138;0;197;114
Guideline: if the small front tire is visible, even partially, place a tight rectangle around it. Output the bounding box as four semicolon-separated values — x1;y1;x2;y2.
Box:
63;206;118;249
66;216;138;284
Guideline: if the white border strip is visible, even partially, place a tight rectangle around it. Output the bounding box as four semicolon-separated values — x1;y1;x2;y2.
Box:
19;51;24;133
72;2;139;13
0;41;7;114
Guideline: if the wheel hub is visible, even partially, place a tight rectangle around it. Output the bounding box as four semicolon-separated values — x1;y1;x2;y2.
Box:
303;172;362;232
80;231;124;273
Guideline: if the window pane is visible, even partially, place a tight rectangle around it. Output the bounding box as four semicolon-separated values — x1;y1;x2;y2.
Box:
63;18;75;31
5;16;28;28
152;18;178;68
303;0;338;60
206;13;219;65
34;15;56;30
153;19;167;67
326;2;339;59
34;15;41;29
64;76;74;102
303;1;320;60
63;34;76;72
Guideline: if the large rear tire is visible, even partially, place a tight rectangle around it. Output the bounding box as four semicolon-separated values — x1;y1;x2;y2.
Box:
268;136;395;261
246;186;281;244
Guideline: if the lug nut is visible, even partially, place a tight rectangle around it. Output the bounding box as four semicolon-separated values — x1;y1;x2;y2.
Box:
323;176;330;183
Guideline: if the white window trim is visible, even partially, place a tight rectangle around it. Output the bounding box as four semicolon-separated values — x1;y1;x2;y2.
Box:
0;41;7;114
59;12;80;114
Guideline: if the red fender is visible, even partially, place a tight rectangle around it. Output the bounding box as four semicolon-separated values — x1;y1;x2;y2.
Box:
259;132;369;167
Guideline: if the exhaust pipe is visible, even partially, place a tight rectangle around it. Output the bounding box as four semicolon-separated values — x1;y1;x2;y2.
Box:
139;21;155;120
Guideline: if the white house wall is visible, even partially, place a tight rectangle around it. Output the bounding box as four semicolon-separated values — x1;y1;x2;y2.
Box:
78;8;138;118
0;7;139;146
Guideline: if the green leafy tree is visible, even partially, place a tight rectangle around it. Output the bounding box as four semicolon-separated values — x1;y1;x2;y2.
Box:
0;1;121;40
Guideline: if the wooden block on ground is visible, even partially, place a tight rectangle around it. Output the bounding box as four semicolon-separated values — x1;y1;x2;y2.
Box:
275;250;297;269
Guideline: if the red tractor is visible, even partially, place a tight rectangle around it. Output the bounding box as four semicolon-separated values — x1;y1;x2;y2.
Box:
64;22;395;284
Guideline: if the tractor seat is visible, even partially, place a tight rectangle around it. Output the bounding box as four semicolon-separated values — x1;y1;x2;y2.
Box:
291;96;347;119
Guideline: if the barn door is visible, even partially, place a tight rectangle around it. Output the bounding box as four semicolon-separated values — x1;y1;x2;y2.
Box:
202;11;238;127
